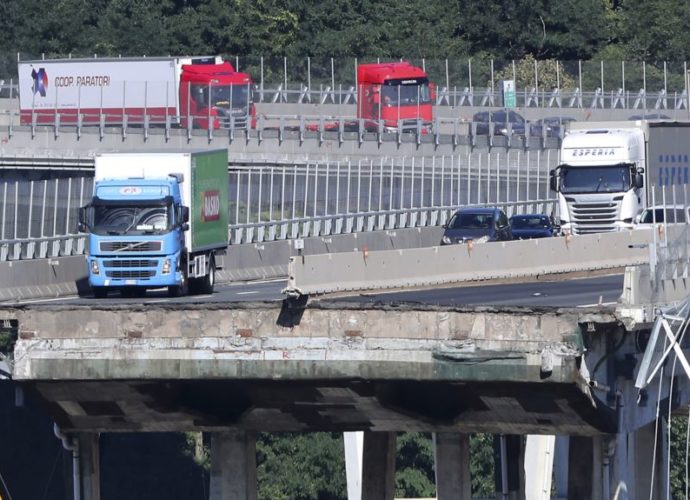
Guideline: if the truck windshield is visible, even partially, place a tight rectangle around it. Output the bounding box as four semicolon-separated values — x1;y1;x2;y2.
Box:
559;165;632;194
381;80;432;106
192;84;251;109
91;203;173;235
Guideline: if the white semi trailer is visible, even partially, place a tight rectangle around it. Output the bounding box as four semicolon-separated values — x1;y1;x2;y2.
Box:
550;121;690;234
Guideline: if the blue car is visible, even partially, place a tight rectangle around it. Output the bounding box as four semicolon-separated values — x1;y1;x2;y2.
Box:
441;207;512;245
509;214;559;239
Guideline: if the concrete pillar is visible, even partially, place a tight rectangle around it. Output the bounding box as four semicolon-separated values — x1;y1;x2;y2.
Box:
524;435;555;500
344;431;363;500
495;434;525;500
632;419;669;500
77;433;100;500
361;431;396;500
610;432;632;499
433;432;471;500
591;436;604;500
567;436;594;500
209;431;257;500
553;436;569;499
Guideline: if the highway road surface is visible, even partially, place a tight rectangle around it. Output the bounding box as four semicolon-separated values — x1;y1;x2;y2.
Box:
1;273;624;308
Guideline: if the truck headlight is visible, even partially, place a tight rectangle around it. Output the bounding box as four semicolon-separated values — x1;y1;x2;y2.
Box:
90;259;100;275
474;236;490;244
441;235;452;245
161;258;171;275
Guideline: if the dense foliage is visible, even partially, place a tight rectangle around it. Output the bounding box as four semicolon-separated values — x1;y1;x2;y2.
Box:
0;0;687;63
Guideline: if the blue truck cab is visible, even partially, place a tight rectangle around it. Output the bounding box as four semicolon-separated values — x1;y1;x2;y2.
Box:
79;150;229;298
80;176;190;298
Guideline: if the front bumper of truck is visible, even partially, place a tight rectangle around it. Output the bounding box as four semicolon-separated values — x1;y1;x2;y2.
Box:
87;251;183;288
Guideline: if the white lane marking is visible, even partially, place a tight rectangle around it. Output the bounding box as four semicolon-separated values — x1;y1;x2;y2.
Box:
578;301;617;308
0;296;78;305
236;291;259;295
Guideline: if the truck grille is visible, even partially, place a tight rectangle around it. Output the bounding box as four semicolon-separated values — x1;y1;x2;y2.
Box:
219;116;248;130
99;241;162;252
399;119;421;132
568;199;620;234
103;259;158;268
105;270;156;279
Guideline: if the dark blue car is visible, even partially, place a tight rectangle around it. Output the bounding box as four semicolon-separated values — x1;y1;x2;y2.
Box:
509;214;559;239
441;207;512;245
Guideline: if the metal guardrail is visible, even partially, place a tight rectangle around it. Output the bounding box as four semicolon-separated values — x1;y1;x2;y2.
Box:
0;199;555;261
229;199;555;245
4;54;690;109
0;234;85;261
0;108;574;145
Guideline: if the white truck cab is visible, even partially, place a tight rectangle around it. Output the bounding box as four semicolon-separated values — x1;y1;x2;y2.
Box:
551;123;648;234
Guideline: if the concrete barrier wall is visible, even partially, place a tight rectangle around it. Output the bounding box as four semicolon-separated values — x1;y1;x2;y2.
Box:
0;255;89;301
1;227;444;299
286;229;656;296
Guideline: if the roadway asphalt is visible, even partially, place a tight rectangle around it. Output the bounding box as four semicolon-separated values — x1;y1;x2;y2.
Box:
5;273;624;308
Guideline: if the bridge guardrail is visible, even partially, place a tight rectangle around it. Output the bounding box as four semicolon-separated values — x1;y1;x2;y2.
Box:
284;229;655;297
229;199;555;245
0;234;85;261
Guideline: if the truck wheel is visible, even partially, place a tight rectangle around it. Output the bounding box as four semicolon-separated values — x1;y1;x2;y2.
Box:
92;287;108;299
189;257;215;295
199;257;216;295
168;272;188;297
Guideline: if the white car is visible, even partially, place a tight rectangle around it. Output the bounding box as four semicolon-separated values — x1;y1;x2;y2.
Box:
633;205;690;228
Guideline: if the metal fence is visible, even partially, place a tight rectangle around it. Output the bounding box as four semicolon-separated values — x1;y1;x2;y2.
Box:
0;151;558;260
4;56;690;110
228;151;558;244
0;176;90;260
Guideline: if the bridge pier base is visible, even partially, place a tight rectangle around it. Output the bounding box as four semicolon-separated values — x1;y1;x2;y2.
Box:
77;433;100;500
361;431;396;500
433;432;471;499
209;431;258;500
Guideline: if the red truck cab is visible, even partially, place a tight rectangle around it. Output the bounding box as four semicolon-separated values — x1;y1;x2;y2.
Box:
357;61;434;133
179;61;256;130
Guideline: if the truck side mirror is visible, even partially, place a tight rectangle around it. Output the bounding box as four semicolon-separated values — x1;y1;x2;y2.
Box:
635;172;644;188
181;206;190;224
549;169;558;192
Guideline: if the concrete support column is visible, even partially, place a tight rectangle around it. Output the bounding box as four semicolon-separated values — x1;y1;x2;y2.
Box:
344;431;363;500
433;432;471;500
567;436;594;500
77;433;100;500
361;431;396;500
494;434;525;500
611;432;632;499
632;419;669;500
209;431;258;500
524;435;555;500
553;436;569;499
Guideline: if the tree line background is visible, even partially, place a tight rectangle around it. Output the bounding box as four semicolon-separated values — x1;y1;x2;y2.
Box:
1;0;690;91
1;0;687;62
1;0;690;498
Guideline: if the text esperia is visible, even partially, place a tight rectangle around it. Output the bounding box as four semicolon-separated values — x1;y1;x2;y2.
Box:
54;75;111;87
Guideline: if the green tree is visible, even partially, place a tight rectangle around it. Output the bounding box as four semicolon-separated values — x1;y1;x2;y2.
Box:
456;0;609;60
395;432;436;498
257;432;346;499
